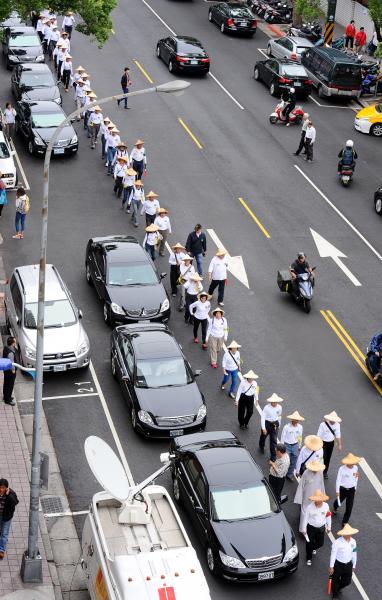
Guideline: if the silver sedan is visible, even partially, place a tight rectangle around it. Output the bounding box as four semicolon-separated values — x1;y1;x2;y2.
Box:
267;36;313;61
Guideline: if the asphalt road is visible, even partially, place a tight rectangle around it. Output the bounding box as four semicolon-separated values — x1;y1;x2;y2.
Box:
1;1;382;598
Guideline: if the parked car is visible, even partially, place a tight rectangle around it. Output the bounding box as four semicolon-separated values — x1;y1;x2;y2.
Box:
267;36;313;61
0;130;17;188
169;431;299;580
208;2;257;36
354;103;382;137
4;264;90;371
156;36;210;75
111;323;206;437
85;235;171;325
2;26;44;69
15;100;78;156
0;12;23;29
254;58;312;97
301;46;362;99
11;63;61;103
375;186;382;215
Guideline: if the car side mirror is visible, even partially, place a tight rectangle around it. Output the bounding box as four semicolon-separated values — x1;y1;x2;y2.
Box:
160;273;167;279
122;374;130;381
195;506;205;515
194;369;202;377
78;309;83;319
10;150;16;156
280;494;288;505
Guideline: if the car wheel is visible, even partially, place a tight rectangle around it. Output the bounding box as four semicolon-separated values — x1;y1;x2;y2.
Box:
103;302;111;325
206;546;218;575
370;123;382;137
266;44;272;56
172;474;182;505
220;22;225;33
208;10;213;22
269;82;277;96
111;353;117;379
85;262;93;286
169;60;174;73
131;407;138;431
28;140;34;155
156;45;161;58
375;195;382;216
254;67;260;80
318;85;326;99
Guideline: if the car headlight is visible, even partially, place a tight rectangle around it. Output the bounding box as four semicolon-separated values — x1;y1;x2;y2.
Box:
160;298;170;312
36;55;44;62
219;551;245;569
77;341;89;355
197;404;207;420
70;134;78;144
138;410;154;425
110;302;125;315
283;544;298;563
25;347;36;360
34;136;44;146
54;97;62;104
9;55;17;61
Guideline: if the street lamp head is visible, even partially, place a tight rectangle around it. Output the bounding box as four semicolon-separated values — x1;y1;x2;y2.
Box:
156;80;191;93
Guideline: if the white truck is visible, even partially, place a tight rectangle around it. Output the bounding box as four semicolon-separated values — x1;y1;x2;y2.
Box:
81;437;211;600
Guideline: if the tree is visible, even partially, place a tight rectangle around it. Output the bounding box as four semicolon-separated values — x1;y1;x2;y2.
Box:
368;0;382;42
293;0;321;26
0;0;117;46
375;41;382;63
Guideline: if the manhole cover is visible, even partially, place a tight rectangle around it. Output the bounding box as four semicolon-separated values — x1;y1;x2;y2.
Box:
40;496;64;515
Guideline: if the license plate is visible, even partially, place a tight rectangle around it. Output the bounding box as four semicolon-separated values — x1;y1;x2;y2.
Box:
190;60;198;65
294;81;301;86
53;364;66;372
170;429;184;437
239;21;247;25
338;90;352;96
54;148;65;155
258;572;274;580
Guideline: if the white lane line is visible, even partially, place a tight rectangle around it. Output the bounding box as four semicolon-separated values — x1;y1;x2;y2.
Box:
41;392;99;400
10;139;30;191
89;361;135;485
43;509;89;517
359;458;382;500
257;48;268;58
295;165;382;263
327;531;370;600
140;0;244;110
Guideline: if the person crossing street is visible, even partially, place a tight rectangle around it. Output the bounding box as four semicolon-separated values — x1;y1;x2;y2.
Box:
304;121;316;162
293;113;309;156
117;67;132;109
186;224;207;276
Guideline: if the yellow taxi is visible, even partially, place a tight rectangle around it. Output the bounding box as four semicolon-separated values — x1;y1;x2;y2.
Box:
354;103;382;137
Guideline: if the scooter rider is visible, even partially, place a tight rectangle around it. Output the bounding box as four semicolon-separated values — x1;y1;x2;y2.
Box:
281;87;296;126
289;252;314;296
367;332;382;381
338;140;358;174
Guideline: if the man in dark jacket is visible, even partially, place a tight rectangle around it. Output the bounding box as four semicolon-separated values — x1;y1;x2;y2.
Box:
338;140;358;173
3;337;17;406
368;332;382;380
117;67;132;109
0;478;19;558
185;224;207;276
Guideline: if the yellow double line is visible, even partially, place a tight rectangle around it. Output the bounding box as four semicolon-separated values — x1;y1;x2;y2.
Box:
321;309;382;396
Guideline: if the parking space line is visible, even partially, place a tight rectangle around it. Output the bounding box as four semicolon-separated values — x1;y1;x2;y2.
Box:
10;139;30;191
178;118;203;149
238;197;271;239
308;95;355;109
42;392;99;400
257;48;268;59
133;59;154;84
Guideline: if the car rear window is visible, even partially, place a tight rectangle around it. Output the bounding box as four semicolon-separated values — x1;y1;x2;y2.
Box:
282;64;307;76
332;63;362;86
9;35;40;47
230;7;252;16
177;41;205;56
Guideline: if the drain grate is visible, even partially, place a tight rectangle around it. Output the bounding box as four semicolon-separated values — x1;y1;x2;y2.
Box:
18;401;34;416
40;496;64;515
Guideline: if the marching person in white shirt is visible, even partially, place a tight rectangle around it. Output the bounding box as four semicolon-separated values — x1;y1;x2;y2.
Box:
259;393;283;460
178;255;195;311
329;523;358;599
130;180;144;227
81;72;91;90
281;410;305;480
122;167;137;212
42;19;52;54
301;489;331;566
141;191;159;226
73;65;85;90
168;243;186;297
221;340;241;399
100;116;110;160
114;142;129;167
317;411;342;480
154;207;171;256
48;25;59;60
83;90;97;137
294;460;325;533
184;273;203;324
36;14;45;41
61;53;73;92
295;434;323;477
304;121;316;162
208;249;228;306
113;156;128;199
206;308;228;368
130;139;147;180
56;44;67;81
106;128;121;175
143;223;161;262
332;453;361;526
235;369;258;429
62;11;75;38
88;105;103;149
57;30;70;52
189;291;211;347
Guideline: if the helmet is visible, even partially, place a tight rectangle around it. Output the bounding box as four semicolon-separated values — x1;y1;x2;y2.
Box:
290;87;295;93
297;251;305;258
303;113;309;118
346;139;354;147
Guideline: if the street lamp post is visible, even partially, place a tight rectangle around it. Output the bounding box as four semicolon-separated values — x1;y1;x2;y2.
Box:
20;80;190;583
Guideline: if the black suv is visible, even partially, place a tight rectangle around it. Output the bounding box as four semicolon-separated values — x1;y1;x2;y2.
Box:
2;26;44;69
11;63;61;103
85;235;171;325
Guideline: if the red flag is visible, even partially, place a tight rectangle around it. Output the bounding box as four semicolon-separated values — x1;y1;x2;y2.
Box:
327;576;332;595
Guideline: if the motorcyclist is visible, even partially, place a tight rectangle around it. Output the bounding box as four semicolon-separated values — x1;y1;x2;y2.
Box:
281;87;296;126
289;252;314;296
338;140;358;174
368;332;382;381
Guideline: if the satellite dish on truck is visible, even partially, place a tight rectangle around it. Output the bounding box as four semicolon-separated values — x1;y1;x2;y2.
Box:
84;436;130;502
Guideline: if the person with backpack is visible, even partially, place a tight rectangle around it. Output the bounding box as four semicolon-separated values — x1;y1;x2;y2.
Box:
13;187;30;239
117;67;132;109
338;140;358;173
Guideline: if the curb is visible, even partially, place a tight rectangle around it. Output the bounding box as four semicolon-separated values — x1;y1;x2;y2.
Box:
266;23;285;37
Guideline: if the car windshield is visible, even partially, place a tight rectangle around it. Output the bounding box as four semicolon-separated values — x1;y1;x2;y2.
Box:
21;72;54;87
31;113;65;128
210;483;278;521
24;300;77;329
282;65;307;76
107;262;157;286
0;142;10;159
9;35;40;47
177;40;205;56
135;357;192;388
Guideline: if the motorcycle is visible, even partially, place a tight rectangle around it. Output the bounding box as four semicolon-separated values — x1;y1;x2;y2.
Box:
361;73;382;96
277;268;316;314
269;101;304;125
264;2;292;23
339;165;354;186
365;347;382;381
289;22;322;43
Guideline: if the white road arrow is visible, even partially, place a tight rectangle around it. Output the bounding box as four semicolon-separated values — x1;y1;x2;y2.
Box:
207;228;249;289
310;228;362;287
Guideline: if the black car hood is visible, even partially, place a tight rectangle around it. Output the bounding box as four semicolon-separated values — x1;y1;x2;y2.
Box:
135;382;203;418
8;46;41;58
22;87;60;102
214;511;293;560
32;124;75;145
108;282;166;312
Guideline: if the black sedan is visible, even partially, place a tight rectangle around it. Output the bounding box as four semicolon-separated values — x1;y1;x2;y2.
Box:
156;36;210;75
15;101;78;156
169;431;299;581
111;323;206;437
208;2;257;36
254;58;312;97
2;26;44;69
11;63;61;104
375;186;382;216
85;235;171;325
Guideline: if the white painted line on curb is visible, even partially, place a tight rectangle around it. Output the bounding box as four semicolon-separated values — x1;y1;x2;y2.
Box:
308;95;355;109
10;139;30;191
257;48;268;58
43;509;89;517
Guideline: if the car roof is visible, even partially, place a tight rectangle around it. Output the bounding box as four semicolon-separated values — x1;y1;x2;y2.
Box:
92;236;148;262
174;36;204;45
14;265;68;302
290;36;313;45
19;63;51;72
27;101;63;114
309;46;361;65
128;328;181;359
196;445;263;486
9;26;36;35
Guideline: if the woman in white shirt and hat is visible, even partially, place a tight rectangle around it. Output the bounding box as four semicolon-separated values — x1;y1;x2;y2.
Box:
154;207;171;256
235;369;258;428
143;223;161;262
184;273;203;324
221;340;241;399
189;291;211;348
178;255;195;312
206;308;228;368
168;243;186;297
